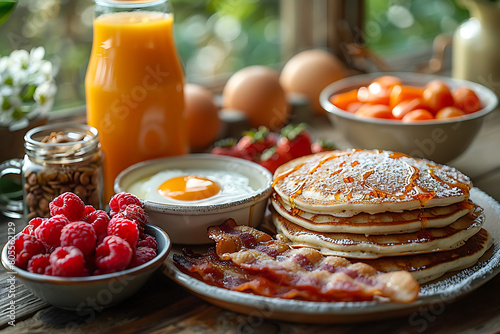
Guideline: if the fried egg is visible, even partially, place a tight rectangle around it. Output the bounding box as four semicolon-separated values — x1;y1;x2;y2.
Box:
129;169;256;205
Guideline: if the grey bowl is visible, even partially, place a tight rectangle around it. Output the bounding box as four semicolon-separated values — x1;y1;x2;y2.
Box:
1;224;171;311
319;72;498;163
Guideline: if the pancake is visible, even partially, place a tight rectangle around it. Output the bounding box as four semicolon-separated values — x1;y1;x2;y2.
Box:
271;194;474;235
272;207;485;259
359;228;493;283
273;150;472;216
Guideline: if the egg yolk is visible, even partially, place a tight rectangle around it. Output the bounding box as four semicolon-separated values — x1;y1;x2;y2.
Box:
157;175;220;201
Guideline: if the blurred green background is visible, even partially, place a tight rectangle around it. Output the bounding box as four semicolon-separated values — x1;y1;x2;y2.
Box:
0;0;469;112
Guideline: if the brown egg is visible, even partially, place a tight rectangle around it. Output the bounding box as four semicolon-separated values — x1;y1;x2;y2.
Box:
222;66;290;131
280;49;348;115
184;83;221;150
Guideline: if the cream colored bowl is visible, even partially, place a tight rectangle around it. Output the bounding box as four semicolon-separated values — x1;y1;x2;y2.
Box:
114;154;273;244
320;72;498;163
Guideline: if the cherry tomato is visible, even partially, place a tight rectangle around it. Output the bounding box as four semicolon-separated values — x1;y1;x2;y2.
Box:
401;109;434;122
357;83;390;105
355;104;394;119
389;85;424;107
330;89;359;111
452;87;482;114
422;80;454;113
435;106;466;119
346;101;363;113
392;98;426;119
372;75;402;90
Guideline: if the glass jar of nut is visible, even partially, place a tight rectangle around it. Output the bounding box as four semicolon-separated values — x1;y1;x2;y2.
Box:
23;123;104;220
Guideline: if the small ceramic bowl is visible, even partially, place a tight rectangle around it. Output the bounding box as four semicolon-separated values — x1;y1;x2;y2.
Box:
114;154;273;244
1;225;171;311
320;72;498;163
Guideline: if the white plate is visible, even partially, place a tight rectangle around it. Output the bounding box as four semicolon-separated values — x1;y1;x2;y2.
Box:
162;188;500;323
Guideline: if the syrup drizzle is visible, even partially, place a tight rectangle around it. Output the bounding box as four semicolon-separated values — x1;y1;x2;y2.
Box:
459;200;474;211
286;151;357;204
428;169;470;198
358;161;422;201
331;169;342;176
274;150;468;209
343;176;354;183
362;170;375;181
418;209;428;229
388;152;412;159
272;164;305;187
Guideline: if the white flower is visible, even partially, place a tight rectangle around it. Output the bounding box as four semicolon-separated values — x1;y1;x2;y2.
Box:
1;94;22;111
0;57;9;74
0;46;56;130
0;110;13;125
10;49;30;70
34;81;56;104
9;118;30;132
29;47;45;62
31;60;53;84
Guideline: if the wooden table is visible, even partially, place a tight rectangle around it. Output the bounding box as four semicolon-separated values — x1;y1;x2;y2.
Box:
1;111;500;333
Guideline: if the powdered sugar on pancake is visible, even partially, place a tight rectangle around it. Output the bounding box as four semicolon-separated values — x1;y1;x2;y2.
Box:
273;150;472;215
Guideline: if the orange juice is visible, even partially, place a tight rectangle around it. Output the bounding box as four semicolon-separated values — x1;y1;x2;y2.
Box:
85;11;188;200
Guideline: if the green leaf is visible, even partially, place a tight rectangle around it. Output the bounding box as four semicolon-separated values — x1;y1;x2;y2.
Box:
3;76;13;86
1;97;10;110
21;85;36;102
12;107;23;119
0;0;17;27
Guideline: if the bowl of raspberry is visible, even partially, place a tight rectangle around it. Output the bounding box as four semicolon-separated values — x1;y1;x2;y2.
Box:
1;192;171;311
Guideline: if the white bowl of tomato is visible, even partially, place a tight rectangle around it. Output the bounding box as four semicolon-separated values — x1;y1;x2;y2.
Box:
320;72;498;163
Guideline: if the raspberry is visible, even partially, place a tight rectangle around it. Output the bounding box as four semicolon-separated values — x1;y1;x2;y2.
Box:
35;214;70;250
27;254;51;275
10;233;45;269
85;252;97;274
45;265;53;275
117;204;147;234
22;217;46;236
60;222;97;256
83;210;110;243
82;205;96;217
109;192;141;217
137;235;157;250
50;246;88;277
114;212;146;239
49;192;86;222
95;236;132;273
107;217;139;247
129;247;156;268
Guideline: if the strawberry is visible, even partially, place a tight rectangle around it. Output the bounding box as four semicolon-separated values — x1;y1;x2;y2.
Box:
259;147;292;174
277;123;312;159
210;138;252;160
311;139;336;153
236;126;277;161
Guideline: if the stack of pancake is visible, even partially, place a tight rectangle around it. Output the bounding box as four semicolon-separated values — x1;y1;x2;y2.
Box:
271;149;493;283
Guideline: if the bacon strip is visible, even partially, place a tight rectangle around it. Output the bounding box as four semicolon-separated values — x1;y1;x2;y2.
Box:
174;219;419;303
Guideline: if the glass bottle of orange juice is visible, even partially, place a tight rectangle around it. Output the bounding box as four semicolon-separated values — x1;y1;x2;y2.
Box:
85;0;188;201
